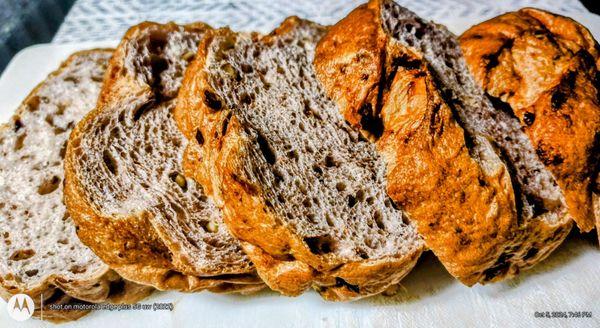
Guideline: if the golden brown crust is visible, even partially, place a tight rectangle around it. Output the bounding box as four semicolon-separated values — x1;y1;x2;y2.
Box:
314;0;572;285
175;18;423;300
460;8;600;234
64;22;262;293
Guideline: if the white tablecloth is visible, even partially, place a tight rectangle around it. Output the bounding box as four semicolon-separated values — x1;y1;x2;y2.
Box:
52;0;591;43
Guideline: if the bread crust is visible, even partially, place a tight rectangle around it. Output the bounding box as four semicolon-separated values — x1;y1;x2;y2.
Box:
175;17;423;300
64;23;263;293
459;8;600;234
0;50;153;322
314;0;572;285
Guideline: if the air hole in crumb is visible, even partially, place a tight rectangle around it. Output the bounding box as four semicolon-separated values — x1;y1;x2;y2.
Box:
38;176;61;195
374;211;385;229
25;269;38;277
287;150;299;160
9;249;35;261
335;182;346;192
277;194;286;204
59;140;68;158
312;165;323;176
302;198;312;208
401;213;410;225
64;76;79;83
325;155;337;167
273;169;285;184
256;132;276;165
348;195;357;208
103;150;118;174
240;93;252;105
304;143;314;153
57;239;68;245
241;64;253;73
149;53;169;98
133;100;155;121
358;250;369;259
304;236;334;255
298;122;306;132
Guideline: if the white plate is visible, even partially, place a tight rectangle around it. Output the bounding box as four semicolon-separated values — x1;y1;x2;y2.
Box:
1;16;600;328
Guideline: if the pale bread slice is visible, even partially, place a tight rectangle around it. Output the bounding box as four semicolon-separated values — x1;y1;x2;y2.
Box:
0;50;152;323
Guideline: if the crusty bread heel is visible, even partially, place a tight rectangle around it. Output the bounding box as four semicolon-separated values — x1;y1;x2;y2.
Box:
315;0;573;285
459;8;600;241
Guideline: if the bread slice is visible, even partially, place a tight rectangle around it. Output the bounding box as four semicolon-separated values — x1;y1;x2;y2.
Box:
459;8;600;237
0;50;152;323
174;17;423;301
64;23;263;293
314;0;572;285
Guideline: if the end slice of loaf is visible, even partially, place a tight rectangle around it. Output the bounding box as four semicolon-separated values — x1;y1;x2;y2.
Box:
175;17;423;301
64;22;263;293
314;0;572;285
459;8;600;237
0;50;152;323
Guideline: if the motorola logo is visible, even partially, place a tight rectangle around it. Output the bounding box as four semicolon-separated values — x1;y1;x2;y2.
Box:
6;293;34;321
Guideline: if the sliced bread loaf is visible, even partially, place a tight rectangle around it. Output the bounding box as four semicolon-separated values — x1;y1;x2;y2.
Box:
64;23;263;293
459;8;600;237
314;0;572;285
0;50;152;323
175;17;424;301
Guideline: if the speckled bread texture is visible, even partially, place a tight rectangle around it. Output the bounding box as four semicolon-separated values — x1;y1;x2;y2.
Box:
64;23;263;293
459;8;600;237
314;0;572;285
0;50;152;323
175;17;423;301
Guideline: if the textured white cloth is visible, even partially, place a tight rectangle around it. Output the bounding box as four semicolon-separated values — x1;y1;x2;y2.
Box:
53;0;590;43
